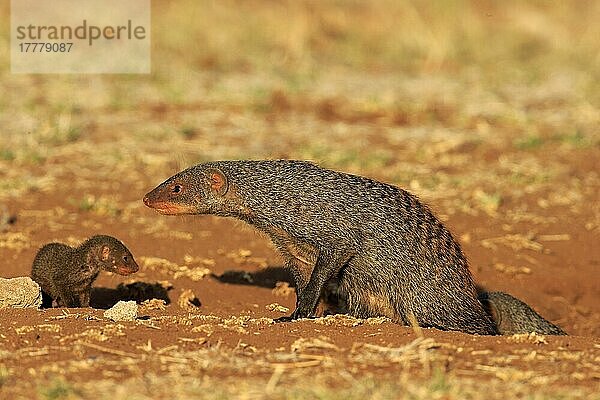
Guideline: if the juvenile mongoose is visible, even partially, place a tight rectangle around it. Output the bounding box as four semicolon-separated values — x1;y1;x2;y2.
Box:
143;160;497;335
479;291;566;335
31;235;139;308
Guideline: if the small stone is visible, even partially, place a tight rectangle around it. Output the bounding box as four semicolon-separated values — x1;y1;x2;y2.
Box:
272;281;295;297
140;298;167;312
178;289;201;311
266;303;289;313
104;300;138;321
0;277;42;309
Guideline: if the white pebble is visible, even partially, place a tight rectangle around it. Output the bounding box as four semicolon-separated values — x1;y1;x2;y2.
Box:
0;277;42;309
103;300;138;321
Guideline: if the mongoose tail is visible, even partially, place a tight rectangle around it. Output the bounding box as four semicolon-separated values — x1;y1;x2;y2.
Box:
144;160;497;335
479;291;567;335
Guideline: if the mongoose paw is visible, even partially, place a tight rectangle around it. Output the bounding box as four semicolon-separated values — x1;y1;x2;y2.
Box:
289;307;316;320
274;315;294;323
274;308;315;323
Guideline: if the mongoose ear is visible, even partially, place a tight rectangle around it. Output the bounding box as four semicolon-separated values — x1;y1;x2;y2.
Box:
207;168;228;196
101;246;111;261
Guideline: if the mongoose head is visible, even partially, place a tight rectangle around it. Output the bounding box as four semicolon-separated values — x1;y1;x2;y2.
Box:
143;165;230;215
84;235;139;276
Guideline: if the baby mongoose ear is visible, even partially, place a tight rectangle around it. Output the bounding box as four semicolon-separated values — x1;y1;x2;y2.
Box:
207;168;228;196
101;245;111;261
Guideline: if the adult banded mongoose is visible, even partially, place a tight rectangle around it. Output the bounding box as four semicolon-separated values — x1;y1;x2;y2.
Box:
144;160;498;335
31;235;139;308
479;291;566;335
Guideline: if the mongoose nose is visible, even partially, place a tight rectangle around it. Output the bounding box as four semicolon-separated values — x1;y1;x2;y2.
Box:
143;196;150;207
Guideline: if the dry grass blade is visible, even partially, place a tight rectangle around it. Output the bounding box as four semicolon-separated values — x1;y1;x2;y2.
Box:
79;341;139;358
268;359;323;369
481;234;544;252
291;337;339;352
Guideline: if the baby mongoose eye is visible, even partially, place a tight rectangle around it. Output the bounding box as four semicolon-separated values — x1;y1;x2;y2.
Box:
172;184;182;194
122;255;128;262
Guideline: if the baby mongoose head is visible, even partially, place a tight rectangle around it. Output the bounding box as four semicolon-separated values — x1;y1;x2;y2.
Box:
82;235;139;276
143;165;229;215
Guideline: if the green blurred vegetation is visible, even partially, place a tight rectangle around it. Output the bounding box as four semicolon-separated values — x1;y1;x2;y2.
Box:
1;1;599;103
147;0;600;78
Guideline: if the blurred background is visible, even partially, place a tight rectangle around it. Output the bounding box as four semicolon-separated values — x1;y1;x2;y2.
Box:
1;1;598;173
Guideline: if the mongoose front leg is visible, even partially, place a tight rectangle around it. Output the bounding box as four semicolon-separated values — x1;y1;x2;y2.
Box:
57;290;81;308
289;250;352;320
287;257;313;298
268;229;317;300
78;290;91;308
274;257;313;322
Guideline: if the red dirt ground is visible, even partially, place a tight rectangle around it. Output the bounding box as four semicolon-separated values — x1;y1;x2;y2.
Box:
1;165;598;397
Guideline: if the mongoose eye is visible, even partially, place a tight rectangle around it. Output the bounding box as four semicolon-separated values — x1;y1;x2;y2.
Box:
122;255;128;262
172;184;182;194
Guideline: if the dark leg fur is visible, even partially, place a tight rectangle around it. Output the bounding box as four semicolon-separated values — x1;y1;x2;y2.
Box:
291;250;353;319
40;291;54;309
78;291;91;308
57;290;82;308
